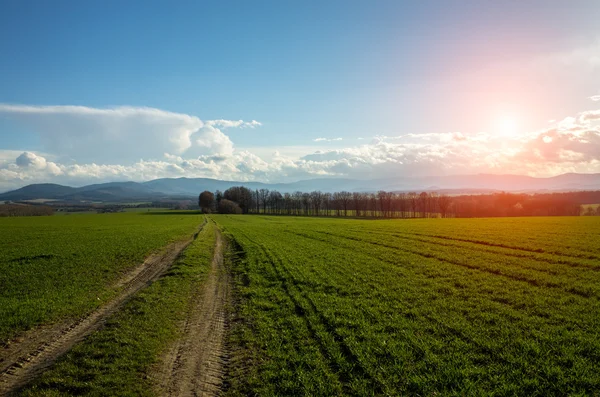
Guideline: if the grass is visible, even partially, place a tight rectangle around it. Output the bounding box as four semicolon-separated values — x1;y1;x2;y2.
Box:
0;212;203;344
214;215;600;396
18;220;217;396
4;213;600;395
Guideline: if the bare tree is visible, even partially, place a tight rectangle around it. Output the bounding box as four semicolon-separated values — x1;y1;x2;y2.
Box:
311;191;323;216
438;194;452;218
269;190;283;214
323;192;332;216
302;193;311;215
352;192;361;217
292;191;303;215
418;192;429;218
407;192;418;218
339;191;351;217
259;189;270;214
368;193;378;217
255;189;260;213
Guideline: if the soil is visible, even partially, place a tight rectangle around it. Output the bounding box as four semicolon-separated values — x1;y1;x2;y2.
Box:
154;228;231;397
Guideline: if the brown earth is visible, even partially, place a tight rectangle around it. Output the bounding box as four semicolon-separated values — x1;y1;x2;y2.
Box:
155;227;231;397
0;222;205;396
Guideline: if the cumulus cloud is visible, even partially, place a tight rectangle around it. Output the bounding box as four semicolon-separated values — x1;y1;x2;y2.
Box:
0;105;203;163
590;95;600;102
16;152;47;169
0;104;260;164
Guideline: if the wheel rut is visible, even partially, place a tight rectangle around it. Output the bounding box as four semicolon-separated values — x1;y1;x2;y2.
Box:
0;222;205;396
156;227;231;397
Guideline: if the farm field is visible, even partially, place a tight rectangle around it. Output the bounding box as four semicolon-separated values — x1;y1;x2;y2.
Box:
214;215;600;396
2;213;600;396
18;220;219;396
0;211;203;344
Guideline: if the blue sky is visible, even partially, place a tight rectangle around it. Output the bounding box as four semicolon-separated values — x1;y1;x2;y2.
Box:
1;0;600;190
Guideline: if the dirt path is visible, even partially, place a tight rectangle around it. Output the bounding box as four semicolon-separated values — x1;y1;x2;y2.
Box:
0;223;205;396
156;227;231;397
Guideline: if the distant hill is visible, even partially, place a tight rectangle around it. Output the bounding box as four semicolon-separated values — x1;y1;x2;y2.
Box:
0;183;77;201
1;173;600;203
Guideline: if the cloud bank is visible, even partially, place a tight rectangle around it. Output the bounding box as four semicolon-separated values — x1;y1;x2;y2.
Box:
1;103;600;191
0;104;234;163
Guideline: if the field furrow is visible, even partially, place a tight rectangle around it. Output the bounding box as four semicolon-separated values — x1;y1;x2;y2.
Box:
216;215;600;396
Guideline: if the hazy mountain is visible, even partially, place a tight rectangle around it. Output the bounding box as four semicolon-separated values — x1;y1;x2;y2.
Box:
141;177;368;196
0;183;77;200
1;173;600;203
142;178;273;196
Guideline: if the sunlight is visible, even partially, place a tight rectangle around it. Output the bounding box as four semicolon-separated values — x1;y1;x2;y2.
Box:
495;115;519;137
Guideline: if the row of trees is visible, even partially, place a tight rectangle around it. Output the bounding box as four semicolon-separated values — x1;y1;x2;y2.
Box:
0;204;54;217
199;187;600;218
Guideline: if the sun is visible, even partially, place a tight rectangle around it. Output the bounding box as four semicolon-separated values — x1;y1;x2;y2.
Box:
495;115;519;137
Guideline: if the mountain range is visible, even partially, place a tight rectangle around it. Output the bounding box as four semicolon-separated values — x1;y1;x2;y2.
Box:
1;173;600;203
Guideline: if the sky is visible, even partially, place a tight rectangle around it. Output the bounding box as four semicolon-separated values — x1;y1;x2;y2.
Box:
1;0;600;191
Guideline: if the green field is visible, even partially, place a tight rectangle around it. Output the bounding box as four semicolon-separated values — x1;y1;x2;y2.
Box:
0;212;203;344
2;213;600;395
19;221;217;396
215;215;600;396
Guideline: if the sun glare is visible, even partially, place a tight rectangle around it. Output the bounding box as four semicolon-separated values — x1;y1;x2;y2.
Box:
495;116;519;137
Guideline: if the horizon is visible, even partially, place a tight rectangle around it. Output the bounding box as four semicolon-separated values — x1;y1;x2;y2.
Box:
1;1;600;191
3;171;600;196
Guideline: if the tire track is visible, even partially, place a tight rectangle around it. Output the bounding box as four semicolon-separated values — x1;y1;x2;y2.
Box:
289;229;598;299
0;221;205;396
234;230;384;395
351;229;600;272
156;226;231;397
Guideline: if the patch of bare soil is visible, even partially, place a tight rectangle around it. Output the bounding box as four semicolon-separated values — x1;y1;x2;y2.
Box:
155;228;231;397
0;223;204;396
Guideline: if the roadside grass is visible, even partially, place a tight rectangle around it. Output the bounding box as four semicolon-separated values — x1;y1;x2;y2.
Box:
17;220;217;396
0;212;203;344
215;215;600;396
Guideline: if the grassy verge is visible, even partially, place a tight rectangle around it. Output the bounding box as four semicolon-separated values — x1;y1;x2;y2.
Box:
18;221;216;396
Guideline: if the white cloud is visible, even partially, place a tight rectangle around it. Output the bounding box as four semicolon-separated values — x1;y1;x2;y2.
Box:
2;102;600;191
0;105;203;163
579;109;600;123
0;104;260;164
590;95;600;102
16;151;47;169
206;119;262;128
313;137;343;142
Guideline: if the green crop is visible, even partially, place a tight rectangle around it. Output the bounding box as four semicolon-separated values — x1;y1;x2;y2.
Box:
18;220;217;396
4;214;600;396
0;212;203;344
215;215;600;396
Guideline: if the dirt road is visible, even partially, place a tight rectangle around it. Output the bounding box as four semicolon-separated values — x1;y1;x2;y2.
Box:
156;228;231;397
0;223;204;396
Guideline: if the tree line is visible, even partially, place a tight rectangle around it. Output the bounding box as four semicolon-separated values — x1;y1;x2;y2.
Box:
199;187;600;218
0;204;54;217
